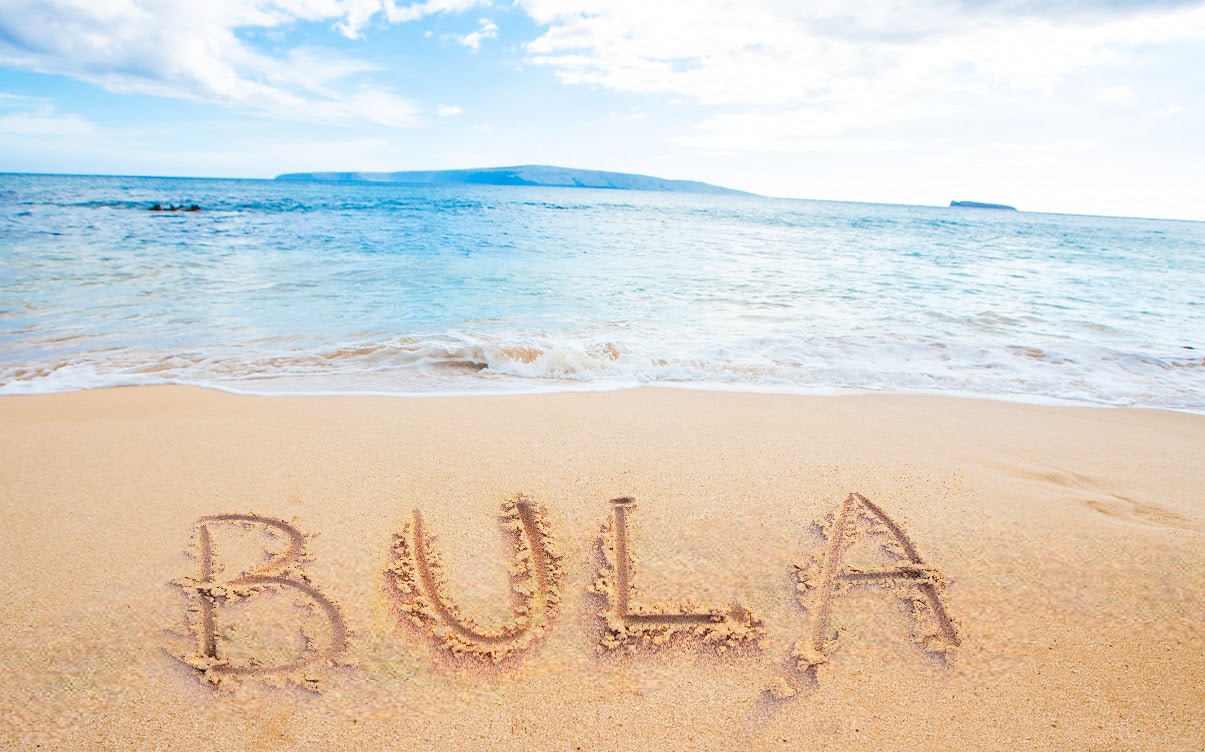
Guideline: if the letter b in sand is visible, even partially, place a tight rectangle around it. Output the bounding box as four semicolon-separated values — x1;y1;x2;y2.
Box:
174;514;347;687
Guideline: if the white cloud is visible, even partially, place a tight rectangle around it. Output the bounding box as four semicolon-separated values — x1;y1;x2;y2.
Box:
1150;104;1185;118
453;18;499;51
1097;85;1133;102
382;0;489;25
0;95;94;136
517;0;1205;139
438;103;464;116
0;0;464;127
675;105;930;152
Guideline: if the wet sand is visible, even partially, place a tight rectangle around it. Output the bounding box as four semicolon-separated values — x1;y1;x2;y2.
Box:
1;386;1201;750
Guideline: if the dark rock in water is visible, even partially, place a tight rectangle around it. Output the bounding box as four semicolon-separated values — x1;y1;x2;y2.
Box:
950;200;1017;211
275;164;753;196
150;203;201;212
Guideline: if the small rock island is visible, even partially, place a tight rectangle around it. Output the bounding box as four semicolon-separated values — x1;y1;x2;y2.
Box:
950;200;1017;211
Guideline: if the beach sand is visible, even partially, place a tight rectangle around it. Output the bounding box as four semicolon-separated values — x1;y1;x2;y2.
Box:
1;385;1201;750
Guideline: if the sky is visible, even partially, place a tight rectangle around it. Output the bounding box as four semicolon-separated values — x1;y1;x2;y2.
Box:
0;0;1202;220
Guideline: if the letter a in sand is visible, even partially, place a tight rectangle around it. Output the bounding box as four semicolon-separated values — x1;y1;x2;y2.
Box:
791;493;960;671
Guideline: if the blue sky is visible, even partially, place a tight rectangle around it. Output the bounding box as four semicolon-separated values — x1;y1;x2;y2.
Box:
1;0;1202;219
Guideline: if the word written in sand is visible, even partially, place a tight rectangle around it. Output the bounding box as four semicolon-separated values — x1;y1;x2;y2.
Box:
171;494;959;695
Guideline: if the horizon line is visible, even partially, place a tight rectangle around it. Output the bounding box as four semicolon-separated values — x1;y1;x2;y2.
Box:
2;169;1201;224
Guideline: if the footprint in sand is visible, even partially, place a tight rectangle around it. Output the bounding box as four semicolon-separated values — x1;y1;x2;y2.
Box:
1004;465;1196;531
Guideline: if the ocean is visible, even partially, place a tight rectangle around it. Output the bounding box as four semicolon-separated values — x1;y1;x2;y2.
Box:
1;173;1201;411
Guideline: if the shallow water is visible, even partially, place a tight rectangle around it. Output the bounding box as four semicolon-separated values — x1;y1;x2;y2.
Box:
1;173;1201;410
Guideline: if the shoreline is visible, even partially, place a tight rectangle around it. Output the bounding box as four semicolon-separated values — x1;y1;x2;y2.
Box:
2;385;1202;749
4;378;1202;417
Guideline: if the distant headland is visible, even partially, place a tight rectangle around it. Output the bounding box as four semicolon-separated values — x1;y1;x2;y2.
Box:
949;200;1017;211
275;165;752;196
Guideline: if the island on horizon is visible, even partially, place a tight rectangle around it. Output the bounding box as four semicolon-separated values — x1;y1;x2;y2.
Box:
950;200;1017;211
275;164;753;196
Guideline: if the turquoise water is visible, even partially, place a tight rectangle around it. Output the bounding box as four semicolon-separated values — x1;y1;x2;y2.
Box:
1;173;1201;410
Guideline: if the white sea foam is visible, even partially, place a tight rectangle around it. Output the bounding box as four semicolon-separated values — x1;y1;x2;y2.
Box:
1;331;1200;412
